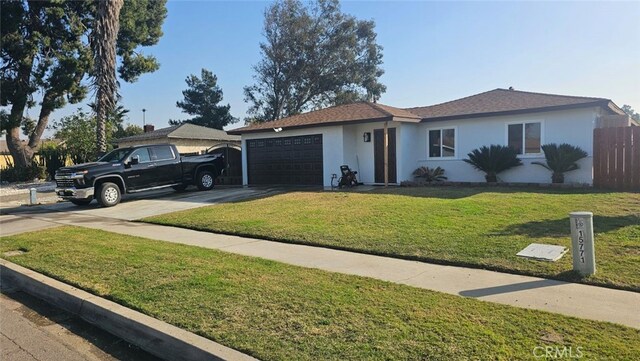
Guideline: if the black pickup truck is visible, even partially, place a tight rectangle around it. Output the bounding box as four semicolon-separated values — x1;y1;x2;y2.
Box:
55;144;224;207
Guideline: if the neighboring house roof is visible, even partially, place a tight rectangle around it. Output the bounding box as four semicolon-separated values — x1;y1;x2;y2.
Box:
407;88;623;121
114;123;240;143
229;88;624;134
228;102;421;134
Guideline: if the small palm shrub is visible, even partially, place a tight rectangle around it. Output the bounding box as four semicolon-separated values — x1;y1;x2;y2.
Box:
413;166;447;183
533;143;588;183
463;145;523;182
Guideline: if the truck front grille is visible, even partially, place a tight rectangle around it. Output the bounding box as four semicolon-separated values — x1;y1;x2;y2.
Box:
56;179;75;188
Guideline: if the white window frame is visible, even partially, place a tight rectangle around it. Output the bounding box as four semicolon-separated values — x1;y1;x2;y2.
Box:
504;120;544;157
426;126;458;160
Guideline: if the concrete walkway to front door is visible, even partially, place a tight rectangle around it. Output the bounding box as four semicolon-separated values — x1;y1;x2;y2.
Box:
5;209;639;330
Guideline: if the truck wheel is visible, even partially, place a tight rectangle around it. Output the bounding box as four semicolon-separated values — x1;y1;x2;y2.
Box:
196;170;215;191
172;184;188;192
70;199;92;206
97;182;121;207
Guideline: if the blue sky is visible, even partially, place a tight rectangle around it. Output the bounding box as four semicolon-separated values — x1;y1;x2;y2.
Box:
49;0;640;131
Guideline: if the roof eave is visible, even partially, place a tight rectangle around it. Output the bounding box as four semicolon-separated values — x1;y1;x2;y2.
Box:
114;134;166;143
393;116;422;123
605;101;626;116
227;116;396;135
166;135;240;141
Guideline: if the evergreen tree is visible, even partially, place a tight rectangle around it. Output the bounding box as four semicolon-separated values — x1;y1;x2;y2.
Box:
170;69;236;129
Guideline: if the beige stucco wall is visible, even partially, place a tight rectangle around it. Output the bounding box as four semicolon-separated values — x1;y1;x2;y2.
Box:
116;138;240;155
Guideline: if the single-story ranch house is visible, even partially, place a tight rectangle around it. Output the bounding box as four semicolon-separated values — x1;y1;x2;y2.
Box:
228;88;636;187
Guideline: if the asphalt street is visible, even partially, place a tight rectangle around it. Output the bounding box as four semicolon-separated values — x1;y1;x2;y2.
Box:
1;280;159;361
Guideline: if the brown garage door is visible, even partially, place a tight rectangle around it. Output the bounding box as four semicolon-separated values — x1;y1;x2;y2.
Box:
247;134;323;185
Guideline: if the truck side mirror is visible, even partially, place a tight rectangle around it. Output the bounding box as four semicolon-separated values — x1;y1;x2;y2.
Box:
130;156;139;165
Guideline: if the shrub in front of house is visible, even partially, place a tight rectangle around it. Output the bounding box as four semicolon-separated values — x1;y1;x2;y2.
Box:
413;166;447;183
463;145;523;182
0;162;47;183
532;143;588;184
39;142;68;180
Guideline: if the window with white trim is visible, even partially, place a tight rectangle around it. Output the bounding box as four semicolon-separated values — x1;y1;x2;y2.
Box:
428;128;456;158
508;122;541;154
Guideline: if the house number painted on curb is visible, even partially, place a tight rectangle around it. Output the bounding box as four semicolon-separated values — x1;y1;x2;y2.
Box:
569;212;596;276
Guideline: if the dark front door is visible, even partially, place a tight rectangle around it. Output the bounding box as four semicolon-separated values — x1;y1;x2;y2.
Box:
374;127;397;184
247;135;323;185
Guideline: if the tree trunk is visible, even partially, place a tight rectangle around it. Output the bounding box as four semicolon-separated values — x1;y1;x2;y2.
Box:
94;0;124;155
28;91;55;150
6;129;33;169
5;42;36;170
552;172;565;184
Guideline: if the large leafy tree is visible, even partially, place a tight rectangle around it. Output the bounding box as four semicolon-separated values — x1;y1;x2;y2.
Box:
51;109;114;164
51;107;141;164
169;69;236;130
622;104;640;122
89;102;140;139
94;0;124;155
113;123;143;139
0;0;166;169
244;0;386;123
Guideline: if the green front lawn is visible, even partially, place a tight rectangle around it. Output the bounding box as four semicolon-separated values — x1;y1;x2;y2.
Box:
1;227;638;360
144;187;640;291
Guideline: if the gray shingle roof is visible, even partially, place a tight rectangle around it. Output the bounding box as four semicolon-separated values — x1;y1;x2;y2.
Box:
406;88;622;121
115;123;240;143
228;89;623;134
228;102;419;134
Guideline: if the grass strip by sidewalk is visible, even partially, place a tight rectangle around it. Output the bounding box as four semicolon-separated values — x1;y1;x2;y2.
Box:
143;188;640;291
1;226;639;361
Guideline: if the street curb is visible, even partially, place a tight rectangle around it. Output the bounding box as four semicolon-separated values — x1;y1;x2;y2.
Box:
0;259;258;361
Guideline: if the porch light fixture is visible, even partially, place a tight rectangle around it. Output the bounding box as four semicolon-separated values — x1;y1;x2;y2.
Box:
363;132;371;142
273;127;283;132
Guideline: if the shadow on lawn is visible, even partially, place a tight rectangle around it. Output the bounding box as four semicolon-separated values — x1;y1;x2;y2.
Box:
368;186;619;200
225;186;320;204
495;215;640;238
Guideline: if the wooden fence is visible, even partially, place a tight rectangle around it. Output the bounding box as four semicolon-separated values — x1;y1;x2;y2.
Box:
593;126;640;190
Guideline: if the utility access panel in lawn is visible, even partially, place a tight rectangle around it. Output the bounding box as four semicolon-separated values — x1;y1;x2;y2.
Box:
247;135;323;185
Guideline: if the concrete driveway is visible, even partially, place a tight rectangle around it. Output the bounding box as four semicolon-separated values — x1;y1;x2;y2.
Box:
1;186;279;222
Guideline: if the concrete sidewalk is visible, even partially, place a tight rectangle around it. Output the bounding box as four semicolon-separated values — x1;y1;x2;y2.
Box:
4;211;640;329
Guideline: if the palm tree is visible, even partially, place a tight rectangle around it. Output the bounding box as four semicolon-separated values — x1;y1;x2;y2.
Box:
533;143;588;183
463;145;523;182
413;166;447;183
94;0;124;155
